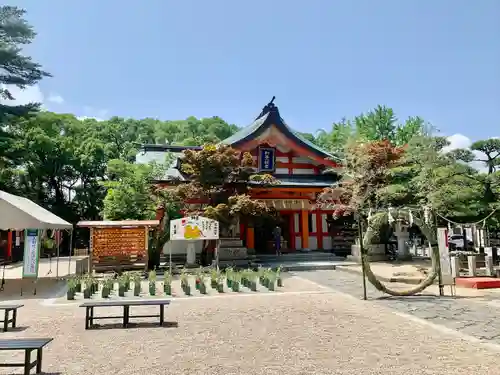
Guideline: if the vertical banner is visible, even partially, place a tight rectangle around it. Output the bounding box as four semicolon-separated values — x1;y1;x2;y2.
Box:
23;229;40;278
258;147;276;172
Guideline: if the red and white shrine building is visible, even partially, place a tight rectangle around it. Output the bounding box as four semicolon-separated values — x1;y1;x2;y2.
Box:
139;100;349;254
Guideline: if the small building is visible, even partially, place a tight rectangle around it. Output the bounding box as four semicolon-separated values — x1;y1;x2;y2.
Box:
138;99;353;255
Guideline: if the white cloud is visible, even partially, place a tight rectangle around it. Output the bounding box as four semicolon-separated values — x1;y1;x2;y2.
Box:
77;106;109;122
0;84;45;106
443;133;488;171
47;93;64;104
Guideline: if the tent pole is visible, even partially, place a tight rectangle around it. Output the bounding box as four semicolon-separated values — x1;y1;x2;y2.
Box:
55;230;60;278
169;244;172;276
68;228;73;277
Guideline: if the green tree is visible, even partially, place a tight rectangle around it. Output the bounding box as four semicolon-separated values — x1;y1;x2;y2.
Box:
173;144;279;265
0;6;50;191
102;159;164;220
319;134;483;296
0;6;51;120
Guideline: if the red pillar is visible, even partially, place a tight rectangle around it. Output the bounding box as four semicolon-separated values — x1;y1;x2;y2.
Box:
7;230;12;259
316;210;323;250
289;213;295;251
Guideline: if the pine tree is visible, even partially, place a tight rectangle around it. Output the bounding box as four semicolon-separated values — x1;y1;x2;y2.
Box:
0;6;50;190
0;5;50;119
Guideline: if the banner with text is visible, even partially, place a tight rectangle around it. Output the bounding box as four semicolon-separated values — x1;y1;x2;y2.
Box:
23;229;41;278
170;216;219;240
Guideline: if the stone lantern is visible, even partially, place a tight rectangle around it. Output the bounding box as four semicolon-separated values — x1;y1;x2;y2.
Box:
394;220;411;260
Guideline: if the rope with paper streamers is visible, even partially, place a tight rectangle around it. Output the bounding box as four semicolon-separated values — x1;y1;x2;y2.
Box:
434;207;500;227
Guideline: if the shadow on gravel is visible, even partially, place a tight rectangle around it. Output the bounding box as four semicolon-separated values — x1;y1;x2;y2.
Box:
89;321;179;330
375;294;484;301
3;326;29;332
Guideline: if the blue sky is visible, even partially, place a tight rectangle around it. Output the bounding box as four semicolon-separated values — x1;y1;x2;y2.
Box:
9;0;500;148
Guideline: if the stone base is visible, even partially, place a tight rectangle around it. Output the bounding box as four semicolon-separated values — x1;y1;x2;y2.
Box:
349;244;387;263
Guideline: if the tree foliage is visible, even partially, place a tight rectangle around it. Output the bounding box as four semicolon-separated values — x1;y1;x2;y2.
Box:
173;144;278;230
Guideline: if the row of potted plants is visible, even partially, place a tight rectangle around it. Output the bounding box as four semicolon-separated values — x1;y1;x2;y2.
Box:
66;270;174;300
66;267;284;300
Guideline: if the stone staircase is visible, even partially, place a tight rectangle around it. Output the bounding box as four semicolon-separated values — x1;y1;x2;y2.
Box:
217;238;255;268
255;251;345;264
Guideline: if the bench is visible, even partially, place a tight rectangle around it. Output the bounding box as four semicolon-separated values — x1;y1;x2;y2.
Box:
0;338;53;375
0;304;23;332
79;299;171;329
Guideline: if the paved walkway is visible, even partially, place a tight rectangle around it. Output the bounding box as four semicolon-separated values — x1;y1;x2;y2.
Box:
297;270;500;343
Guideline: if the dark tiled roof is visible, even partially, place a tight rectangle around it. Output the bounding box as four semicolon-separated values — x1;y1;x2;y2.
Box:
221;98;339;162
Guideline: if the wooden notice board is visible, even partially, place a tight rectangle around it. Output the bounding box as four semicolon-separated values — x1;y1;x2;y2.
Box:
90;227;148;268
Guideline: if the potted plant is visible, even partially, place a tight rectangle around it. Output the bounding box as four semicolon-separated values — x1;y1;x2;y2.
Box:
231;271;241;292
258;267;265;285
92;277;99;294
118;275;127;297
82;274;92;298
148;270;157;296
248;271;257;292
199;274;207;295
216;274;224;293
133;272;142;296
101;279;111;298
163;272;172;295
226;267;233;288
67;277;77;300
123;272;131;291
210;269;218;289
74;276;82;293
267;272;276;291
194;267;203;290
242;270;250;288
276;266;283;287
180;269;189;293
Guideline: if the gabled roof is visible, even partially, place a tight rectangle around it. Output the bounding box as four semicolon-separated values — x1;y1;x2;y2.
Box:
221;97;339;164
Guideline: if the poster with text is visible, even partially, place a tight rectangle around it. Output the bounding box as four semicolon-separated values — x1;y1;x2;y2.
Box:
23;229;40;278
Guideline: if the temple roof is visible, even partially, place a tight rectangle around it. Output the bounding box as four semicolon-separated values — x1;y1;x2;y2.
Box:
220;97;338;161
141;98;339;164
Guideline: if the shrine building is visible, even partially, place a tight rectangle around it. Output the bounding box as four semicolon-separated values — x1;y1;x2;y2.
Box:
138;99;350;254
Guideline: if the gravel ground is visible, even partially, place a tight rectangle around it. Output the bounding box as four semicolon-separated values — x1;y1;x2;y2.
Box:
0;276;499;375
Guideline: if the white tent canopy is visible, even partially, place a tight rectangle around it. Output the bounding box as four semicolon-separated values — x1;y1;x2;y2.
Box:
0;190;72;230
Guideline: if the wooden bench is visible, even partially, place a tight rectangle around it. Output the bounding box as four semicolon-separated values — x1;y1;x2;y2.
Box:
0;338;53;375
79;299;171;329
0;304;23;332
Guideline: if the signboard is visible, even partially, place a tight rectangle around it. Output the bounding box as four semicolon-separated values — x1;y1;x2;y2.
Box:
170;216;219;240
92;227;147;261
23;229;40;278
258;147;276;172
